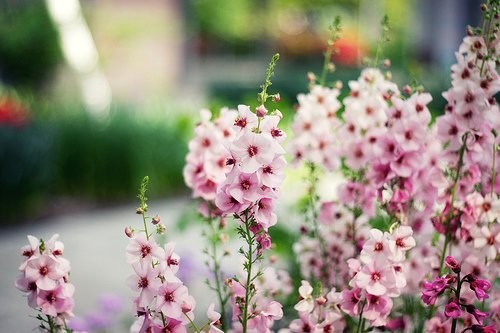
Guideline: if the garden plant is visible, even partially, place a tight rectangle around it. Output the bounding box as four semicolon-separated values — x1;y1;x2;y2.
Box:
15;1;499;332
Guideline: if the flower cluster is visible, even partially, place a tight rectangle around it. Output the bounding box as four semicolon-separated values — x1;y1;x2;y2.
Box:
15;234;75;332
437;35;500;196
289;85;342;171
183;108;238;205
422;256;495;332
126;178;197;332
340;226;415;327
281;280;345;332
227;266;291;333
215;103;286;250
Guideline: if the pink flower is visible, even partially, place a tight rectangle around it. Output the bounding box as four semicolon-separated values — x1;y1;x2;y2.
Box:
126;234;164;265
353;257;396;296
37;283;75;317
362;294;393;326
231;132;276;173
127;262;162;308
444;300;461;318
159;242;180;275
156;281;189;321
25;255;65;290
226;171;261;204
340;288;362;316
207;303;223;333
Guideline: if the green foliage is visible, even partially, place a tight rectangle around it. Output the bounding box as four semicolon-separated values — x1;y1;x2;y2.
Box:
0;104;191;223
0;121;55;221
52;106;190;200
0;2;62;88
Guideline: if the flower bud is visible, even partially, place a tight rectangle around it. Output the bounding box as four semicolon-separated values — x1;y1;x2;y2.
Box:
125;226;134;238
151;215;161;225
383;59;391;68
272;93;281;102
269;255;277;264
156;223;166;235
136;207;143;215
445;255;461;273
403;85;412;95
307;72;316;83
256;105;268;117
315;296;327;306
334;80;343;89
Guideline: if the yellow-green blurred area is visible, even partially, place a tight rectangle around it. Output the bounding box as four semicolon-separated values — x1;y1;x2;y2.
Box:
0;0;480;222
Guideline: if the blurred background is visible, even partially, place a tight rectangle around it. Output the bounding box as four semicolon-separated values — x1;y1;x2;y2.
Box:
0;0;481;224
0;0;482;330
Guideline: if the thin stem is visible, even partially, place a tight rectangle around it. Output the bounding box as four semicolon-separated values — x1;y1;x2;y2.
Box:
491;138;497;197
356;300;366;333
438;133;469;276
306;162;330;286
258;53;280;107
480;0;494;76
208;213;228;331
319;17;342;86
374;15;390;67
184;312;201;333
450;272;462;333
47;315;56;333
241;214;255;333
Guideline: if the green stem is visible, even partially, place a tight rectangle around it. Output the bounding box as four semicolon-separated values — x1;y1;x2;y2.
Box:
356;300;366;333
47;315;56;333
480;0;493;76
242;214;255;333
438;134;469;276
491;139;497;197
208;214;228;331
184;312;201;333
450;272;462;333
319;17;341;86
307;163;330;285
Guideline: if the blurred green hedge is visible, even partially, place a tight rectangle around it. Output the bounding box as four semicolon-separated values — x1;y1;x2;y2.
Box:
0;105;192;223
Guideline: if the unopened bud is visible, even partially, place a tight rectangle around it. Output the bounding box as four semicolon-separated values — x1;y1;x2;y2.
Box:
136;207;143;215
181;301;193;313
220;233;229;243
272;93;281;102
307;72;316;83
327;63;335;72
256;105;268;117
481;3;487;11
316;296;327;306
156;223;166;235
334;80;343;89
383;59;391;68
403;85;412;95
385;71;392;80
269;255;277;264
125;226;134;238
151;215;161;225
466;26;474;36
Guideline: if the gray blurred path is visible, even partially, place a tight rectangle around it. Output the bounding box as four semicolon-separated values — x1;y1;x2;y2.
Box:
0;197;201;332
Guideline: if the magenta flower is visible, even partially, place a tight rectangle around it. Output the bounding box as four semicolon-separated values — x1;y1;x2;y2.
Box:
466;305;488;324
445;256;461;273
444;300;461;318
468;277;491;300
